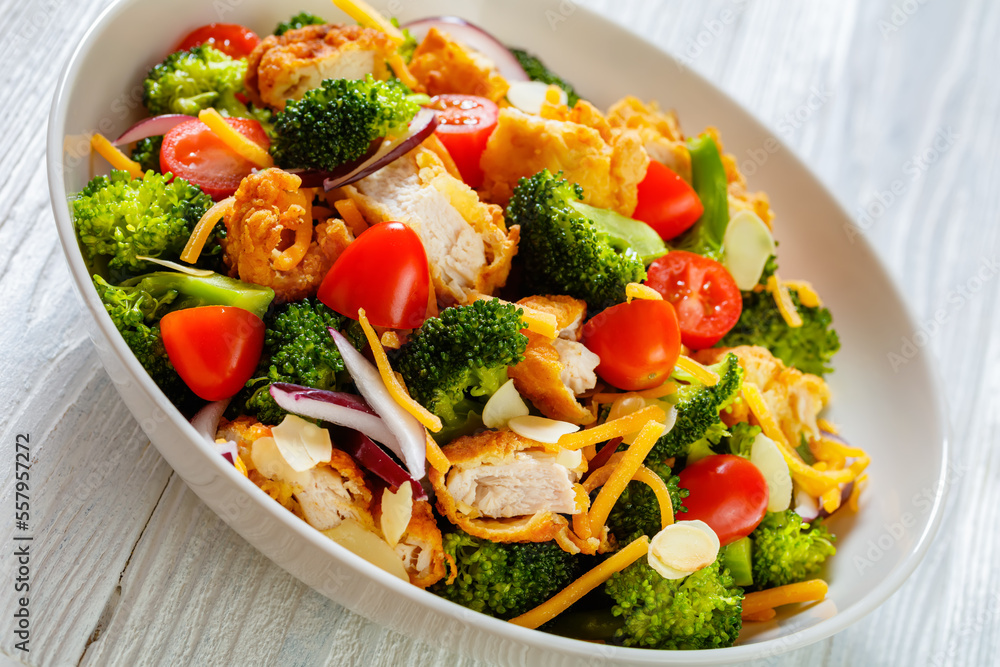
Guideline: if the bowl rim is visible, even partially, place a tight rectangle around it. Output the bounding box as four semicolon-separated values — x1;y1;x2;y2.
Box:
46;0;951;662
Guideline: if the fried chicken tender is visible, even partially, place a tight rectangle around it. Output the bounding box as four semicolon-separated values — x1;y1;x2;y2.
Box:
343;145;518;305
508;296;599;425
224;169;353;303
430;429;589;551
607;96;692;182
479;107;648;216
245;24;395;110
372;494;447;589
696;345;831;446
409;27;508;102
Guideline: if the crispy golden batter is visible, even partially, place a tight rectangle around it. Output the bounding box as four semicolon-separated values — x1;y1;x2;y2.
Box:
696;345;830;445
429;429;586;548
607;96;691;182
516;294;587;340
344;146;518;305
479;107;648;216
372;495;447;589
409;27;508;102
224;169;353;303
245;24;395;110
218;416;299;514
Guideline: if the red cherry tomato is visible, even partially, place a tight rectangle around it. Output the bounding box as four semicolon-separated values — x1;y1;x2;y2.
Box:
644;251;742;350
678;454;769;546
581;299;682;391
175;24;260;59
632;161;704;241
160;117;269;200
318;222;430;329
430;94;499;189
160;306;265;401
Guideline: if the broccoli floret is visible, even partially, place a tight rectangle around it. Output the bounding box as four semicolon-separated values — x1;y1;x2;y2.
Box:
131;137;162;174
750;510;835;590
606;460;688;544
606;559;743;649
143;45;269;123
73;170;213;281
649;353;743;461
506;170;651;310
716;421;762;458
395;300;527;439
430;530;579;619
508;48;580;106
719;288;840;377
93;272;274;412
274;11;326;35
241;298;364;425
271;76;421;171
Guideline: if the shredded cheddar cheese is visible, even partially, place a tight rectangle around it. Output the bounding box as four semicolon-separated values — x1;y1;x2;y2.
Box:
556;404;666;451
508;536;650;629
334;198;368;237
234;455;249;478
588;420;665;536
380;331;402;349
331;0;404;43
675;355;719;386
586;459;675;531
197;108;274;169
591;382;676;405
180;197;234;263
475;294;558;339
742;579;829;617
742;608;777;622
424;432;450;474
387;52;420;91
849;473;868;512
357;309;443;431
820;486;842;514
783;279;823;308
767;274;803;328
625;282;663;303
90;133;143;179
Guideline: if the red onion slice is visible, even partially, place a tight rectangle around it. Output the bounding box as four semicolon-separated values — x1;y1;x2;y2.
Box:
582;437;623;482
113;114;192;145
269;383;398;447
403;16;529;82
323;108;439;191
286;140;382;188
330;328;427;479
190;399;231;445
330;426;428;500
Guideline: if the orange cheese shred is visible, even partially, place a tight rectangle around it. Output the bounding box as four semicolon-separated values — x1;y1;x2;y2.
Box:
767;273;804;328
424;431;450;475
742;579;829;617
331;0;404;43
334;198;368;237
90;133;143;179
625;282;663;303
588;420;665;536
388;52;421;91
742;608;777;622
591;382;676;405
783;280;823;308
508;536;650;629
556;404;666;451
197;108;274;169
357;309;443;432
675;355;719;386
180;196;234;264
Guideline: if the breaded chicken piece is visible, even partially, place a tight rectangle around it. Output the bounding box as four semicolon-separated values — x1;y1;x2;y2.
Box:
607;96;692;183
218;416;300;513
508;296;599;425
696;345;831;446
224;169;353;303
408;27;508;103
245;24;395;110
343;146;518;305
479;107;648;216
372;494;447;589
429;429;588;551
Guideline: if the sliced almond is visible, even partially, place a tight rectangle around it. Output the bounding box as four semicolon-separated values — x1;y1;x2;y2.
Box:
648;520;720;579
555;447;584;471
380;483;414;548
250;436;301;483
482;378;530;429
508;415;579;444
271;414;333;472
751;433;793;512
322;520;409;581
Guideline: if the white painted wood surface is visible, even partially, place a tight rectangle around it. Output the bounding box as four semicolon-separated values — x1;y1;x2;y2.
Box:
2;0;998;665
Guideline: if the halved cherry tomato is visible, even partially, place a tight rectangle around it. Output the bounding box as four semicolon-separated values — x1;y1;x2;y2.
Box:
160;117;269;200
644;251;742;350
175;24;260;59
161;306;265;401
678;454;769;546
581;299;682;391
632;161;704;241
318;222;430;329
430;94;499;189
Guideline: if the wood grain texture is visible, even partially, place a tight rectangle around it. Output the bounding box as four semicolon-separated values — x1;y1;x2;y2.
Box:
1;0;997;665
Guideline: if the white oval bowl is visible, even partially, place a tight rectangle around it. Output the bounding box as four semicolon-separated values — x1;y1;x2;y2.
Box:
47;0;949;663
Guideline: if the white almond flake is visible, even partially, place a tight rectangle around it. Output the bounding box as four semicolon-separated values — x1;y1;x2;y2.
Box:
271;414;333;472
508;415;579;444
380;483;414;548
648;520;721;580
751;433;793;512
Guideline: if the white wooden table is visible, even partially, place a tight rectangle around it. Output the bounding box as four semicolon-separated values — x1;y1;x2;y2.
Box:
2;0;998;665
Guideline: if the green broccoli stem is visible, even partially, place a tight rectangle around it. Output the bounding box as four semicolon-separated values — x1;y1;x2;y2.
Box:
567;200;667;264
119;272;275;320
721;537;754;587
675;134;729;260
543;608;624;641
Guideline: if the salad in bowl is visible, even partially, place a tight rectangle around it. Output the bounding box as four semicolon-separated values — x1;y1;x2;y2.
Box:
67;0;871;652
